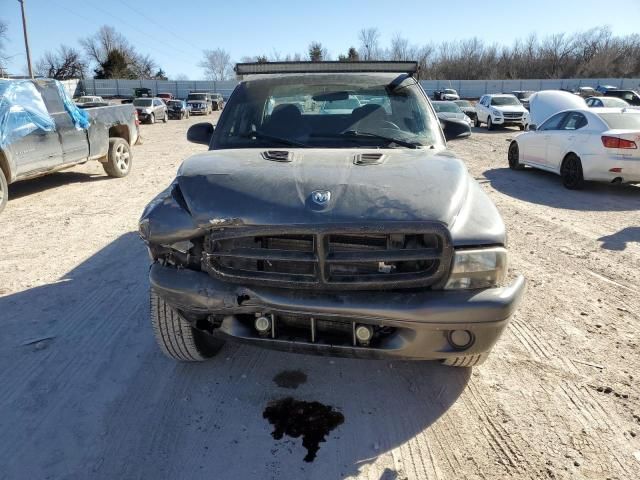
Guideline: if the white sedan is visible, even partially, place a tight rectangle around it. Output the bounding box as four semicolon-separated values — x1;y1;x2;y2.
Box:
507;92;640;189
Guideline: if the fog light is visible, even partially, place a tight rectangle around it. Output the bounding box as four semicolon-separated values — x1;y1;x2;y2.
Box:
448;330;474;350
355;324;373;345
255;316;271;335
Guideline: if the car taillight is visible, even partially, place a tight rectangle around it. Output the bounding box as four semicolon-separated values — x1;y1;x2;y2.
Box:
601;135;637;149
134;110;140;126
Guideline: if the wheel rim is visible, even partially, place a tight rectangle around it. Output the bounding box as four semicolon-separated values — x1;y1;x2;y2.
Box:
115;144;130;172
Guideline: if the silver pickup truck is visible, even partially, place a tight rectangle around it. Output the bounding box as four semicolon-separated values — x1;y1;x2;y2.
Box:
0;78;140;213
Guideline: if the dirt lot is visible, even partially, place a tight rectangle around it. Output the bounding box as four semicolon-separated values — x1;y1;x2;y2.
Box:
1;115;639;480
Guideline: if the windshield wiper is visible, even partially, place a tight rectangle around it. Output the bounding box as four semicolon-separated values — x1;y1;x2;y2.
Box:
339;130;420;149
241;130;309;148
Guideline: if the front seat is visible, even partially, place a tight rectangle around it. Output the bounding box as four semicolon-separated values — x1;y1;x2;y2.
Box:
263;104;309;139
350;103;386;131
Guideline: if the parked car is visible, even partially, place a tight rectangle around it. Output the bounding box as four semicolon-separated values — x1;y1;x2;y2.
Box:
211;93;224;111
319;95;362;114
432;101;473;129
166;99;190;120
186;92;212;115
475;94;529;130
453;99;477;121
433;88;460;101
575;86;597;98
75;95;109;108
0;78;139;213
134;87;153;98
157;92;174;104
603;89;640;106
133;97;168;124
508;90;640;189
139;61;524;367
596;85;617;94
511;90;535;110
585;96;629;108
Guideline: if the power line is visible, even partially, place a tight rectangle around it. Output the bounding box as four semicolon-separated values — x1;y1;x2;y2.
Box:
114;0;203;52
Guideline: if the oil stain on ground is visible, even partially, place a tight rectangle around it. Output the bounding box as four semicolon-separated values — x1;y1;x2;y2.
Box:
263;397;344;462
273;370;307;389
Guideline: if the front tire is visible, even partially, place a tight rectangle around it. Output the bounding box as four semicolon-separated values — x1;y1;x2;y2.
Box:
474;116;480;128
162;110;168;123
150;291;224;362
102;138;132;178
0;167;8;214
508;141;525;170
487;117;493;130
561;153;585;190
148;113;155;125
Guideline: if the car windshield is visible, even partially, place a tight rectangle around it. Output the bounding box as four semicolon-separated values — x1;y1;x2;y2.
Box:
188;94;207;101
133;99;153;107
167;100;182;107
444;89;456;94
433;102;461;113
213;73;442;149
598;113;640;130
514;92;533;100
76;97;96;103
454;100;472;108
491;96;520;106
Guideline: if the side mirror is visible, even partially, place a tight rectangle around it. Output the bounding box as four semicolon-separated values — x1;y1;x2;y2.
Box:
187;122;214;145
529;124;537;131
442;118;471;141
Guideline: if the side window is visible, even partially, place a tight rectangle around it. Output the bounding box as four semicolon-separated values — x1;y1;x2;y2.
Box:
539;112;567;131
38;84;66;114
561;112;587;130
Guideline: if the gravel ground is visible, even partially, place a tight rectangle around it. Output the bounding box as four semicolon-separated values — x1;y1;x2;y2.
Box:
0;116;639;480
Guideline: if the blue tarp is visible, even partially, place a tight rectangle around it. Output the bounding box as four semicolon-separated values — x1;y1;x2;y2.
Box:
0;80;55;148
0;79;90;149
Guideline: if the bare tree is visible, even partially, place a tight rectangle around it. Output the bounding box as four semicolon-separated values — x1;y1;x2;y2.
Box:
389;34;411;61
359;28;380;60
35;45;86;79
199;48;232;80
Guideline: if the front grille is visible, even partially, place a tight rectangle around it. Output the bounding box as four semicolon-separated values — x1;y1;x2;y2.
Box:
502;112;523;119
203;223;452;290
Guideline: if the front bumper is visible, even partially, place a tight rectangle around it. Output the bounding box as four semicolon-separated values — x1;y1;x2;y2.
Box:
492;116;526;126
150;264;526;361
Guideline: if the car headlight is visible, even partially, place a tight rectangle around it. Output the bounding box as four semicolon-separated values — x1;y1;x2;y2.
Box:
492;109;502;117
444;247;507;290
144;108;152;113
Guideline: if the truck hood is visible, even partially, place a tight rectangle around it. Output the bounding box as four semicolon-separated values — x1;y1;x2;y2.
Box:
175;148;470;228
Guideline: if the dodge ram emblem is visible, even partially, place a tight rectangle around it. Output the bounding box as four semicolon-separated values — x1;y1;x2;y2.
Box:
311;190;331;205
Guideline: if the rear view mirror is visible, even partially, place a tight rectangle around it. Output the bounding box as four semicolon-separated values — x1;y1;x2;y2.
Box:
442;118;471;140
529;124;537;131
187;122;214;145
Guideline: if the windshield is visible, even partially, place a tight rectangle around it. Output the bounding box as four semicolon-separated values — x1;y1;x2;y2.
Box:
453;100;472;108
188;94;207;101
432;102;461;113
167;100;182;107
444;89;456;94
133;99;152;107
599;113;640;130
600;97;629;107
491;96;520;106
213;74;442;150
76;97;95;103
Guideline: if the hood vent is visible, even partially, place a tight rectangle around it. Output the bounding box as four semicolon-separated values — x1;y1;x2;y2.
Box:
262;150;293;162
353;153;386;165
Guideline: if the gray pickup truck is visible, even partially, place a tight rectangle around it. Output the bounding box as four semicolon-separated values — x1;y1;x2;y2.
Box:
0;78;139;213
139;62;524;368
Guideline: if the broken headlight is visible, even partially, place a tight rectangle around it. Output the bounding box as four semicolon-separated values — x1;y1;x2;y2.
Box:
444;247;507;290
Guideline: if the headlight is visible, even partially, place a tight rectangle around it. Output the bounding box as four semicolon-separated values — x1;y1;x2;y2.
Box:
144;108;152;113
492;109;502;117
444;247;507;290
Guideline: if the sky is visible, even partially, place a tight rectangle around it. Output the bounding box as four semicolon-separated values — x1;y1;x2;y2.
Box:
2;0;640;79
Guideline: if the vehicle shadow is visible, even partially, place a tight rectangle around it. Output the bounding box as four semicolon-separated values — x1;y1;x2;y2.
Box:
0;232;470;480
8;171;110;200
598;226;640;251
471;126;521;135
484;167;640;212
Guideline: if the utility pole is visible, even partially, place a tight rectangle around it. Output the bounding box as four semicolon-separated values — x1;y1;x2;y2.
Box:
18;0;33;78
